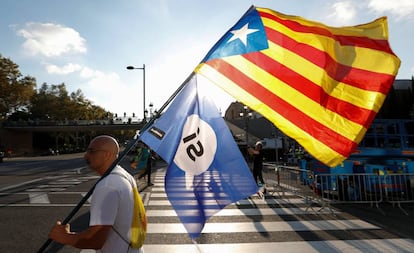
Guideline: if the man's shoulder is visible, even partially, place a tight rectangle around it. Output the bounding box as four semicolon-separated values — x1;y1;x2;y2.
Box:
110;166;136;185
98;166;130;185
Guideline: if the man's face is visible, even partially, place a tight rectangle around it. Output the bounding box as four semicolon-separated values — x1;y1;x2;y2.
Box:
83;141;110;174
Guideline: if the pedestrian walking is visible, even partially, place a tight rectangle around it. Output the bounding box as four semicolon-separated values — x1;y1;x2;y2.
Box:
48;135;146;252
248;141;265;186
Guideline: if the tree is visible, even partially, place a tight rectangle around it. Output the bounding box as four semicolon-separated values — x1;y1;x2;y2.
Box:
1;55;112;122
0;54;36;119
30;83;111;121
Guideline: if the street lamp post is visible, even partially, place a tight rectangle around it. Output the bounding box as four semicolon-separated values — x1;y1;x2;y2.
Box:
126;64;146;122
239;105;253;160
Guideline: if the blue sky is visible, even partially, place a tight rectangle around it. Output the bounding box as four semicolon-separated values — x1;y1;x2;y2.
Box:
1;0;413;119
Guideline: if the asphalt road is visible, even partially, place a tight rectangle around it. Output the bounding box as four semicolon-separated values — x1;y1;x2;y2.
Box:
1;154;414;253
0;153;94;253
0;152;152;253
334;202;414;240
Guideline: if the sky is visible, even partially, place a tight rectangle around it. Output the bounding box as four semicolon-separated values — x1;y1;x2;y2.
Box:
1;0;413;119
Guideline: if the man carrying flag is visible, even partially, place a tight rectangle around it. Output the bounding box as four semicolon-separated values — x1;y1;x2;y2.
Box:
48;135;146;252
40;5;401;251
140;75;258;239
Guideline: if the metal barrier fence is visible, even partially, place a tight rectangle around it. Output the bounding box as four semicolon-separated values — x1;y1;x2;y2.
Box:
381;173;414;214
313;173;383;213
263;164;414;214
262;164;315;207
263;164;308;195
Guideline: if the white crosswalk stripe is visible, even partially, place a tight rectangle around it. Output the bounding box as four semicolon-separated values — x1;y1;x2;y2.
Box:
23;174;98;194
141;239;414;253
28;192;50;204
140;169;414;253
0;173;99;207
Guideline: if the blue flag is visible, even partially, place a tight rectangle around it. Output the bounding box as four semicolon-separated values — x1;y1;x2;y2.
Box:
140;75;258;238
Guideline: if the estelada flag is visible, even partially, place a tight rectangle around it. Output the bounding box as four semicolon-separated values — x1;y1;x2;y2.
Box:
195;6;401;167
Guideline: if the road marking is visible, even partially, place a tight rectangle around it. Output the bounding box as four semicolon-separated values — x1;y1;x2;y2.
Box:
143;192;151;206
0;203;91;207
80;239;414;253
146;207;338;217
0;175;69;192
0;178;44;192
148;197;308;206
0;191;88;195
78;176;100;180
81;193;92;203
28;193;50;204
55;179;83;183
25;188;66;192
150;192;296;198
141;239;414;253
147;219;379;234
35;184;73;188
126;170;414;253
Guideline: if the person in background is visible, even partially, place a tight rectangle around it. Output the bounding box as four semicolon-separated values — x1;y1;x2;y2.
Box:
146;148;154;186
131;141;154;187
49;135;145;252
248;141;265;186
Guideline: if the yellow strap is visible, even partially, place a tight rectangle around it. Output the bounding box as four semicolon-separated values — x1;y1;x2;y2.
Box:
111;170;147;248
130;186;147;248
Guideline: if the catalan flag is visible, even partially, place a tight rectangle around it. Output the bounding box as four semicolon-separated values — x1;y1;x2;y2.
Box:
195;6;401;167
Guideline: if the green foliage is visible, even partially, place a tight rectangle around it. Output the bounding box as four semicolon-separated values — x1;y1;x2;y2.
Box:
30;83;110;120
0;54;36;119
0;54;112;121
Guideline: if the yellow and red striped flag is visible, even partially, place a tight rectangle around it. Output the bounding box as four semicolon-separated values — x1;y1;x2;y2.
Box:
195;6;400;167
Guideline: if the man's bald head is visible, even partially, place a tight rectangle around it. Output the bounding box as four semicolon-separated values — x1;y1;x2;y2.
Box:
90;135;119;157
84;135;120;175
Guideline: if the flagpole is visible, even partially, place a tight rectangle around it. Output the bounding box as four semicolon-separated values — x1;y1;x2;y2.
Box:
36;72;195;253
141;72;196;132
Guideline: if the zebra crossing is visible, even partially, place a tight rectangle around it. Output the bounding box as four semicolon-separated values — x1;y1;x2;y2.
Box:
0;172;100;207
3;165;414;252
141;168;414;253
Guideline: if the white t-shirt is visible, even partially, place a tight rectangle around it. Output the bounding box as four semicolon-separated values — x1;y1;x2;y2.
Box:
90;165;143;253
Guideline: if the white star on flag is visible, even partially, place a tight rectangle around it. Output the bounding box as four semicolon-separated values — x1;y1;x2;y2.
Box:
228;23;259;46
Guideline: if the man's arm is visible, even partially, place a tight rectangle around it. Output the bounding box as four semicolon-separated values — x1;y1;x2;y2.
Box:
49;221;111;249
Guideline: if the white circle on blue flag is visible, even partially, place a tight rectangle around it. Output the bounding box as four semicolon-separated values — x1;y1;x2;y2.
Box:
174;114;217;175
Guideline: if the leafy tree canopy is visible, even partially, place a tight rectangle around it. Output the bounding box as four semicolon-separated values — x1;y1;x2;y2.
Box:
0;54;111;121
0;54;36;119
